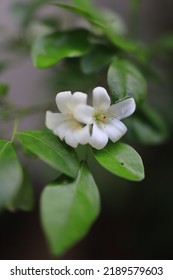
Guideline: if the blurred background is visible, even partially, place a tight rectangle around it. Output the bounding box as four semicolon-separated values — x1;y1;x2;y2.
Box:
0;0;173;259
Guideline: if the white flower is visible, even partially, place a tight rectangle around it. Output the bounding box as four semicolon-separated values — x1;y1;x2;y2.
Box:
45;91;90;148
74;87;136;149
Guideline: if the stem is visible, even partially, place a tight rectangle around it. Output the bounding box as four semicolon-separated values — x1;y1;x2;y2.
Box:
10;118;19;142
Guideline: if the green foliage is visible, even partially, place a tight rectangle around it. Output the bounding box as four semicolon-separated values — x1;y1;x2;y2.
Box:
107;57;147;103
8;171;34;211
0;141;23;209
81;44;114;74
0;83;9;97
93;142;144;182
10;0;49;26
32;29;90;68
0;0;171;257
40;163;100;255
125;104;169;144
17;130;80;178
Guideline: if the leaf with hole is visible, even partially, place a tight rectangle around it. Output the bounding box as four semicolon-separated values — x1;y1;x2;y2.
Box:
93;142;144;181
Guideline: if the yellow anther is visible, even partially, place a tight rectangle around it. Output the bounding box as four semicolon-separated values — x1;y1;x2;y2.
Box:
99;114;106;121
95;114;106;122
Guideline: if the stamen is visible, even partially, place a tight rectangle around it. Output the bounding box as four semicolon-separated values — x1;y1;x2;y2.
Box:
94;113;106;122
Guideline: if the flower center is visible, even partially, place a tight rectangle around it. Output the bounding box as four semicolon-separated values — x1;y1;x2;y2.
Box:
94;113;106;122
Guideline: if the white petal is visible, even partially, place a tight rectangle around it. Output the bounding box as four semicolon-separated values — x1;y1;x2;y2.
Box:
54;119;77;140
75;125;91;145
45;111;67;130
102;119;127;142
93;87;110;112
89;122;108;149
64;131;79;148
109;97;136;120
55;91;72;113
71;91;87;106
73;104;94;124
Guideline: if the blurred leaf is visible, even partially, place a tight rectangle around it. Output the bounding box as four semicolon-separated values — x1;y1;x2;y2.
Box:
0;141;23;209
80;44;114;74
31;29;90;68
93;142;144;181
37;17;60;28
70;0;93;10
8;171;34;212
17;130;79;178
50;59;96;92
54;3;105;27
40;162;100;255
125;104;169;144
107;57;147;103
55;2;145;55
0;83;9;97
10;0;49;26
0;62;6;73
156;33;173;51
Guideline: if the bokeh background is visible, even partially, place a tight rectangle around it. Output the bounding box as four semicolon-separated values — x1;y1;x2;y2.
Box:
0;0;173;259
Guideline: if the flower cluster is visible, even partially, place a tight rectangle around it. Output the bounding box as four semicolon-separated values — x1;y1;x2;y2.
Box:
46;87;136;149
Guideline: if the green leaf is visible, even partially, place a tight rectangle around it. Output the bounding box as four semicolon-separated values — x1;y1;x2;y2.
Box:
156;33;173;51
7;171;34;212
51;58;95;92
107;57;147;103
10;0;49;26
93;142;144;181
0;61;6;73
0;83;9;97
70;0;93;10
40;162;100;255
124;104;169;144
0;141;23;209
54;3;104;28
55;2;145;55
31;29;90;68
17;130;79;178
80;44;114;74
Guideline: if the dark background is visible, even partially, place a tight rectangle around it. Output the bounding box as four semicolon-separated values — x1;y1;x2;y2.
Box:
0;0;173;259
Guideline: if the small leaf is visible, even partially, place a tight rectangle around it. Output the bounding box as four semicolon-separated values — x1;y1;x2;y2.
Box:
80;44;114;74
0;141;23;209
107;57;147;103
7;171;34;212
125;104;169;144
40;163;100;255
17;130;80;178
31;29;90;68
0;83;9;97
93;142;144;181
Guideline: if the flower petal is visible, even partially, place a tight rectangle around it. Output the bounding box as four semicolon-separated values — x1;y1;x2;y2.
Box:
109;97;136;120
102;119;127;142
74;125;91;145
53;119;77;140
64;131;79;148
73;104;94;124
71;91;87;106
90;122;108;149
93;87;110;112
55;91;72;113
45;111;68;130
66;124;90;147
